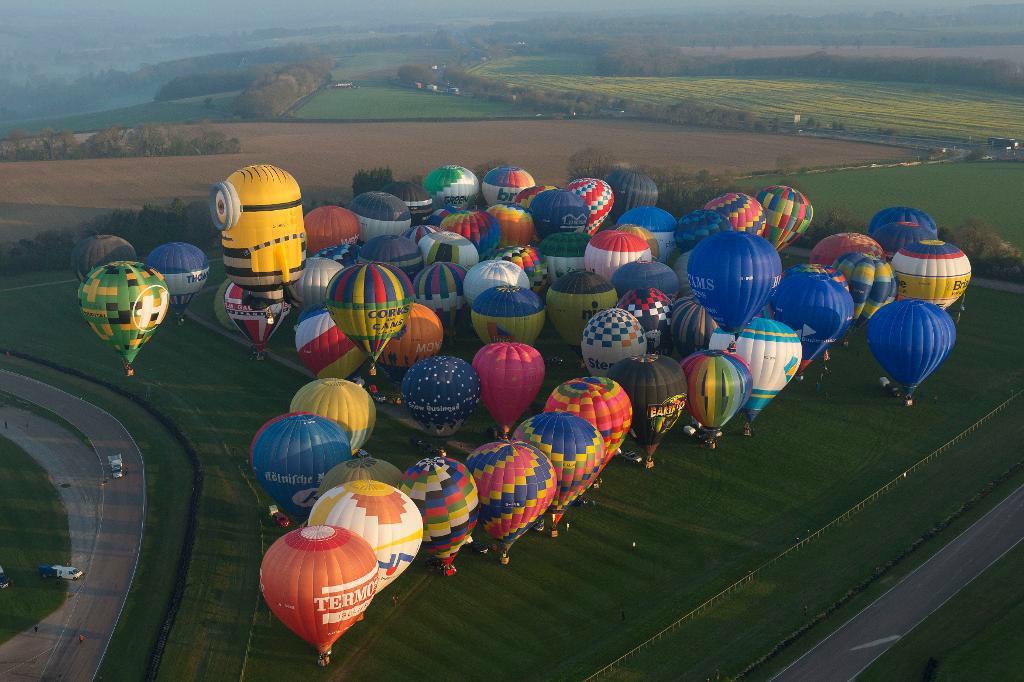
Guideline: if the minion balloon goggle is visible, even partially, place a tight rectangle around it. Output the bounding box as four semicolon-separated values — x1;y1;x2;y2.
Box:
209;181;303;231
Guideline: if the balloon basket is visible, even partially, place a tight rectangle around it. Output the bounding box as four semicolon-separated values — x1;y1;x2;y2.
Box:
123;363;134;377
442;564;457;577
177;316;185;326
499;553;509;566
317;653;330;667
905;397;914;407
743;423;752;437
368;364;377;377
644;458;655;470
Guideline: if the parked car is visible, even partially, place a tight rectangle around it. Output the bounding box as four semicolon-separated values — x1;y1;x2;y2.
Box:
38;565;83;580
268;505;290;528
0;565;9;589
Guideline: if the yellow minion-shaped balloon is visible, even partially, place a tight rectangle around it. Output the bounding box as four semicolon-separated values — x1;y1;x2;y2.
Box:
210;164;306;306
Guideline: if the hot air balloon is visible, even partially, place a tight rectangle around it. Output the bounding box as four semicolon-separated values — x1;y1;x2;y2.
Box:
326;262;413;374
487;203;536;247
259;525;378;666
605;169;657;221
358;235;423;280
471;286;546;345
584;230;652;281
530;188;590;239
606;355;686;467
404;224;438;245
425;206;458;227
291;378;376;452
545;377;632;467
581;307;648;376
399;456;479;576
495;245;549;293
615;225;660;261
687;231;782;334
381;181;434;226
72;234;136;282
463;260;530;305
440;210;501;258
295;306;367;379
833;253;897;326
465;440;557;564
514;184;558;211
402;356;481;436
513;412;603;537
611;260;679;299
213;280;233;330
670;296;719;357
316;243;361;268
675;209;730;254
867;299;956;405
566;177;614;234
679;350;752;447
709;318;800;432
210;164;306;307
295;257;343;311
424;165;479;209
304;205;360;252
251;412;352;519
672;250;694;298
482;166;535;205
546;270;619;353
617;288;673;354
809;232;885;266
145;242;209;321
770;272;854;375
870;222;933;259
78;261;169;375
891;240;971;309
868;206;937;237
413;262;468;337
784;263;848;291
350;191;412;241
319;456;404;494
309;480;422;591
540;232;590;280
704;193;766;234
472;342;545;436
418;230;480;269
756;185;813;251
618;206;676;262
223;282;291;357
378;303;443;381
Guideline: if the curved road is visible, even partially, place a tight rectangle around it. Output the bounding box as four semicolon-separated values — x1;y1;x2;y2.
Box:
0;370;145;680
774;482;1024;681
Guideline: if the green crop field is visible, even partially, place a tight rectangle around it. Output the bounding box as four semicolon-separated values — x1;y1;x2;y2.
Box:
472;56;1024;140
293;81;526;120
0;432;69;642
742;162;1024;249
860;539;1024;682
329;50;455;80
1;255;1021;679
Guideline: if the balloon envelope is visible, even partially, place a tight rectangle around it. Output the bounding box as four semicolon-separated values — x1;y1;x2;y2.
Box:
891;240;971;309
606;355;686;462
487;203;536;247
471;286;546;345
326;262;414;369
472;342;545;434
670;296;719;357
605;169;657;221
530;189;590;239
413;262;468;335
867;299;956;397
304;205;360;252
566;177;614;234
611;260;679;299
756;185;813;251
418;230;480;269
546;270;619;350
581;308;648;375
675;209;730;254
809;232;884;266
495;245;549;294
868;206;937;237
545;377;633;467
617;287;673;354
224;282;290;353
72;235;136;282
463;260;530;305
482;166;535;206
319;457;403;495
704;193;766;234
358;235;423;280
834;253;897;326
296;257;343;311
145;242;208;317
401;356;481;436
290;379;376;452
870;222;934;259
424;165;479;209
679;350;752;432
540;232;590;280
584;230;652;281
378;303;443;381
351;192;412;241
770;273;854;372
440;210;501;258
381;181;433;226
617;206;676;262
400;456;479;567
295;306;367;379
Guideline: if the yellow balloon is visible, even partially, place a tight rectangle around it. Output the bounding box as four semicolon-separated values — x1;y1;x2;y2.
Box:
290;378;376;452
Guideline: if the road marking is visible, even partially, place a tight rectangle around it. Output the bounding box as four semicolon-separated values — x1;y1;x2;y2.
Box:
849;635;900;651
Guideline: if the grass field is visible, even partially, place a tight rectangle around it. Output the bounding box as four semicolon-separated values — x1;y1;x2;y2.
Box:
0;433;69;642
1;254;1021;679
293;81;525;120
742;162;1024;249
329;50;455;80
860;538;1024;681
473;56;1024;140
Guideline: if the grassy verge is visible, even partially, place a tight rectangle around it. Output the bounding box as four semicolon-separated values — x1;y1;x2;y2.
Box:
0;435;69;642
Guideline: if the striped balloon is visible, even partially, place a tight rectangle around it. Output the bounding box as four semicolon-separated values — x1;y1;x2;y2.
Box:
614;225;660;261
350;191;412;241
670;296;719;357
704;193;766;234
495;245;549;293
223;282;290;354
413;262;467;336
400;456;479;571
471;286;546;345
487;203;536;248
465;440;557;564
513;412;603;536
679;350;752;440
358;235;423;280
440;210;501;258
891;240;971;309
809;232;884;266
290;378;376;452
784;263;848;291
326;263;413;371
482;166;535;206
584;230;652;281
418;230;480;269
756;185;813;251
546;270;619;351
545;377;633;467
295;257;343;311
834;253;897;325
294;306;367;379
513;184;558;211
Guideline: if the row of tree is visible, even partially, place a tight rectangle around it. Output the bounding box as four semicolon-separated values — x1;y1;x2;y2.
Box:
0;124;240;162
232;58;334;119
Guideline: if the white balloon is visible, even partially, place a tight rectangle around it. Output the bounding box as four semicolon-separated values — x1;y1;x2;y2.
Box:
463;260;530;305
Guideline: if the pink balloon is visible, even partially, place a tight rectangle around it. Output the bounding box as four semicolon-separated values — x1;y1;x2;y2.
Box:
472;343;545;435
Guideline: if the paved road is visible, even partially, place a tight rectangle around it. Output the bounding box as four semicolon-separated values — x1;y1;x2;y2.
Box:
0;370;145;681
774;482;1024;681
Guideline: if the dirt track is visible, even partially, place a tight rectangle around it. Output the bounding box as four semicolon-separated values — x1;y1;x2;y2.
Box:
0;370;144;681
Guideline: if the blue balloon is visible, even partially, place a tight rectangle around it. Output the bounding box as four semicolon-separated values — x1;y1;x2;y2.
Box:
770;272;854;372
675;209;730;253
618;206;676;233
687;231;782;334
867;299;956;399
869;222;933;258
145;242;209;316
401;356;481;436
250;413;352;520
868;206;937;237
611;260;679;298
529;189;589;239
358;234;424;279
316;243;360;267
